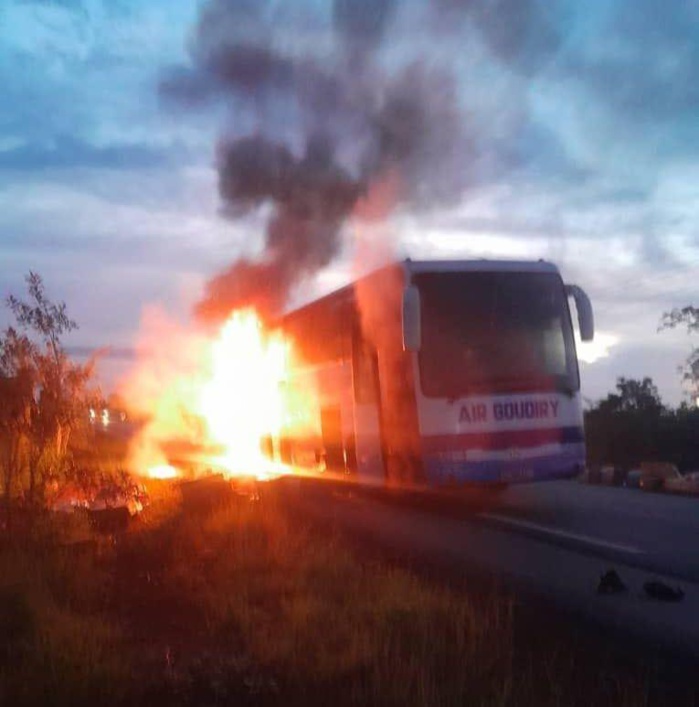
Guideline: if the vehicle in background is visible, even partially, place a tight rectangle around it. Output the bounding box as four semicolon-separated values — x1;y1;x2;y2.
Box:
664;469;699;496
625;469;643;489
639;462;682;492
273;258;594;489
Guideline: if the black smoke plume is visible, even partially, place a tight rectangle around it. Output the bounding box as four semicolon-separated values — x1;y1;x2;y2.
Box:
196;134;362;321
163;0;468;323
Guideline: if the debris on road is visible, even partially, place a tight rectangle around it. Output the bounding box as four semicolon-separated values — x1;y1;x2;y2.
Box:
598;569;628;595
643;580;685;602
50;475;150;517
88;506;131;535
180;474;233;512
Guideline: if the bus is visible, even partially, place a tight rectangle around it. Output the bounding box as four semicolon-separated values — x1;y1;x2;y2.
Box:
275;258;594;488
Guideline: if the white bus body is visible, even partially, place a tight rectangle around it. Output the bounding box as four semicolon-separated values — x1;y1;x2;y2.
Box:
276;259;594;488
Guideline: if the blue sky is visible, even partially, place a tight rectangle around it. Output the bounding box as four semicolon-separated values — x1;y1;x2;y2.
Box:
0;0;697;405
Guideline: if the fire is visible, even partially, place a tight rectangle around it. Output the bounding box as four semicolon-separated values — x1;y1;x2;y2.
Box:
197;310;288;478
148;464;179;480
123;308;303;481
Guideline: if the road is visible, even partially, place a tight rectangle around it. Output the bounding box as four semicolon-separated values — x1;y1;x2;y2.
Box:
274;476;699;657
480;480;699;582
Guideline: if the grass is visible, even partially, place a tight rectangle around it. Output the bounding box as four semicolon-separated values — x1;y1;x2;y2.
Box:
158;497;514;705
0;535;129;707
0;479;690;706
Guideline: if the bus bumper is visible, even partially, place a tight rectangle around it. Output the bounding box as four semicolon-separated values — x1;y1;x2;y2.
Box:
422;445;585;486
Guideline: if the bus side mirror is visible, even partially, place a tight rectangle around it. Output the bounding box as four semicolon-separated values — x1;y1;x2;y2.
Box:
566;284;594;342
402;285;422;352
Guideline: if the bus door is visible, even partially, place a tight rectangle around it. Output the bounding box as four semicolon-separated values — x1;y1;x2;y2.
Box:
375;346;424;487
351;331;386;482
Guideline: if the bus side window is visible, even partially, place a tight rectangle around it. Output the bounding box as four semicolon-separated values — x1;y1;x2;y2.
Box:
352;333;378;404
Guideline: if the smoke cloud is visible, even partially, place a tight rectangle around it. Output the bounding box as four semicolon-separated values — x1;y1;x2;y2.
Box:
163;0;469;322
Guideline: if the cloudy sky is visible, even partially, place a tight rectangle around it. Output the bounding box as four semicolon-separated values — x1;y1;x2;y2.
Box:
0;0;697;406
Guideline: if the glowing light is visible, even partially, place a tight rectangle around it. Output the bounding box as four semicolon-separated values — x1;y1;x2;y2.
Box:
576;331;619;364
147;464;179;480
197;310;289;478
123;308;315;481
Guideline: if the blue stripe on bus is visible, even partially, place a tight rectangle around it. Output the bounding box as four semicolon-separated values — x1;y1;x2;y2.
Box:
422;443;586;486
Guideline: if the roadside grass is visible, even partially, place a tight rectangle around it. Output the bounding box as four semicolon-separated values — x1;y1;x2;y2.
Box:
0;480;680;706
160;496;515;705
0;531;129;707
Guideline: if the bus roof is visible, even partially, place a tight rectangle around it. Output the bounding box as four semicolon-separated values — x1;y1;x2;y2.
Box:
405;258;560;275
281;258;561;321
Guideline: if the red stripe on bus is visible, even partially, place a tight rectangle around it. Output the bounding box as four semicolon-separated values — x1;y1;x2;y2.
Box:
422;426;584;452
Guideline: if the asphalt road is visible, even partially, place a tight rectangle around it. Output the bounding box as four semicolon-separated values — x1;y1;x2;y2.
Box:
275;476;699;657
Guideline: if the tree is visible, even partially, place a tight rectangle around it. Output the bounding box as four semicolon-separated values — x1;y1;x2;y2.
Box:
585;376;699;471
660;305;698;401
0;273;96;518
585;377;666;469
595;376;665;415
0;329;37;523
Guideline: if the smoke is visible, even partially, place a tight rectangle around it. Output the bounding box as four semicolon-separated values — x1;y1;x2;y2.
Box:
163;0;469;322
333;0;398;54
195;133;362;321
429;0;561;73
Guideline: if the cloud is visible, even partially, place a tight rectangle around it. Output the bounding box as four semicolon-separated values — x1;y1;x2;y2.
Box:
0;0;698;404
0;136;176;170
0;0;200;153
576;331;619;365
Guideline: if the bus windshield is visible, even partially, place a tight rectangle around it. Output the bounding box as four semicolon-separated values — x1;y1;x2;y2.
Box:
415;271;579;398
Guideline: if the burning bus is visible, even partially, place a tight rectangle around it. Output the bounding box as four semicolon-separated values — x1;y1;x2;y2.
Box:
273;258;594;488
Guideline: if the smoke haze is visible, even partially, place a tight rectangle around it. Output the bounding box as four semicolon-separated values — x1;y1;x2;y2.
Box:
163;0;469;321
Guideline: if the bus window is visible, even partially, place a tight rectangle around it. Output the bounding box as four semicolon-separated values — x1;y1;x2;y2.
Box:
415;271;578;398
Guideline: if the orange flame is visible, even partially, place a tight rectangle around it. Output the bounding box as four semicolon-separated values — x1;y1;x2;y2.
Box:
197;310;288;478
122;308;311;481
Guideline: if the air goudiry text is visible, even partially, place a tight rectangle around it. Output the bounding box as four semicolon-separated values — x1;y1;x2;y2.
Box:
459;399;560;424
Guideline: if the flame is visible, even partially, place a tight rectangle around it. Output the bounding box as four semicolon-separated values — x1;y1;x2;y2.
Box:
148;464;179;480
122;308;312;481
197;310;288;478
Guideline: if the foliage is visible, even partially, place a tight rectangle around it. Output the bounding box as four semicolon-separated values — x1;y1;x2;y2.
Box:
585;377;699;470
661;305;699;333
594;376;665;415
660;305;699;397
0;272;97;517
7;272;78;365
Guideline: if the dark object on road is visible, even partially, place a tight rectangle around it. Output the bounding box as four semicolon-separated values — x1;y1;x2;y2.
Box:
598;569;627;595
643;580;685;602
180;474;233;512
88;506;130;534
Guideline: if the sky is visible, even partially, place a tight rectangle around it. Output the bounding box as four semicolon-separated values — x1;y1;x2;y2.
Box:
0;0;697;407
